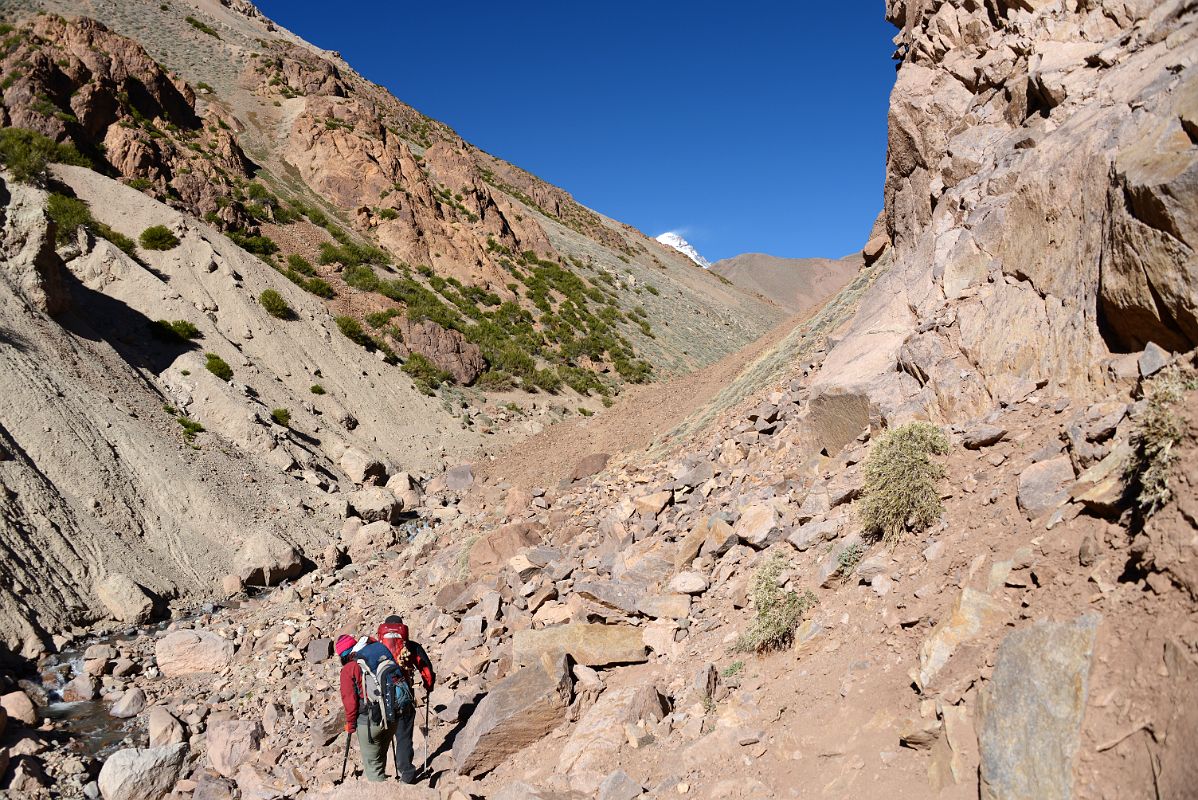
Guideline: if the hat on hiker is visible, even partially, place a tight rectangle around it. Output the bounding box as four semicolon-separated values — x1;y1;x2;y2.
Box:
384;614;403;625
335;634;357;658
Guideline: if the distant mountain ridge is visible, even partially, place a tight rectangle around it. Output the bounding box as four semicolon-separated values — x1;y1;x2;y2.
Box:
711;252;861;315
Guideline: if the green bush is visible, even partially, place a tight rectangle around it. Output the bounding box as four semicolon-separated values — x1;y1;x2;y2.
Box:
153;319;200;341
476;370;514;391
734;553;817;653
46;193;91;244
204;352;233;381
270;407;291;427
228;231;279;258
531;368;562;394
403;352;451;394
185;16;220;38
139;224;179;251
309;384;326;395
177;415;204;443
1124;366;1197;518
858;422;950;545
259;288;292;319
335;315;374;349
287;254;315;276
0;127;88;184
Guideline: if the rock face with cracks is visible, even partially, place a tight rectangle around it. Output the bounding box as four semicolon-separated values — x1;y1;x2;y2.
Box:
452;653;573;777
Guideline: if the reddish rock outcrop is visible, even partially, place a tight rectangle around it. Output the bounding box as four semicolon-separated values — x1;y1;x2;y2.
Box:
0;16;254;225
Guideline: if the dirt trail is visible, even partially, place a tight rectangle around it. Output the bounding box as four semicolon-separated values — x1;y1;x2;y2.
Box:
478;305;821;489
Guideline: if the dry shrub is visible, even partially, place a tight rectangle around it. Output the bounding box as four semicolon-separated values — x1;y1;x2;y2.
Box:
1125;366;1196;519
858;421;949;545
735;553;816;653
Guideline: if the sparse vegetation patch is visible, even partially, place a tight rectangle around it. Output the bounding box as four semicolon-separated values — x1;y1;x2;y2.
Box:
1124;365;1197;519
0;127;88;184
153;319;200;341
734;553;817;653
204;352;233;381
858;422;949;545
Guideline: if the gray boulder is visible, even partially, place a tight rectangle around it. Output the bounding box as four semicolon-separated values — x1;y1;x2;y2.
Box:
978;614;1100;800
97;743;187;800
94;573;154;624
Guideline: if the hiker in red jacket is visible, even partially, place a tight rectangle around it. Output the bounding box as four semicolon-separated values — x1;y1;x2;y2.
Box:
337;634;396;782
376;615;436;783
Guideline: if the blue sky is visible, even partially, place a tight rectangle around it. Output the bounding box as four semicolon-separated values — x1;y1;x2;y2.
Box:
255;1;897;262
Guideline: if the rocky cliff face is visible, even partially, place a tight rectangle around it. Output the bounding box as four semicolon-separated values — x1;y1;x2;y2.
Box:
812;0;1197;434
0;15;255;227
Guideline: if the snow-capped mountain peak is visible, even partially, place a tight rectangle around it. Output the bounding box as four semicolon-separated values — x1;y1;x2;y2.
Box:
656;232;712;269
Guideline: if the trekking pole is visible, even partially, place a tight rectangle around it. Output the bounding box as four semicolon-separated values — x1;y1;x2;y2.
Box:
423;688;430;776
339;730;351;783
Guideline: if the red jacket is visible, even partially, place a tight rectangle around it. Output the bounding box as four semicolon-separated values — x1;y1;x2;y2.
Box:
376;622;436;690
338;630;435;732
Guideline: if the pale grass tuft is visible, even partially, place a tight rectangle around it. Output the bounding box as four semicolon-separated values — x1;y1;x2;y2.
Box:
735;553;817;653
858;421;950;545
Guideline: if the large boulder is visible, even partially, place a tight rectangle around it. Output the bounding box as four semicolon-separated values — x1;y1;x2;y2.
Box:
452;653;572;777
110;687;147;719
467;522;543;576
234;533;304;587
154;630;235;677
147;707;185;748
94;573;154;624
340;448;387;485
206;718;264;778
346;487;403;524
512;623;647;669
559;686;669;794
570;453;610;482
97;743;188;800
977;614;1099;800
733;503;781;548
0;691;37;725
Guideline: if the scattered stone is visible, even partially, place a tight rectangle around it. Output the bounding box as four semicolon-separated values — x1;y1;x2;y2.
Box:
468;522;543;576
110;687;147;719
306;638;333;663
1016;456;1075;518
963;425;1007;449
918;588;1006;692
636;594;691;620
148;707;185;748
340;448;386;484
978;614;1100;800
61;673;98;702
97;743;188;800
667;572;708;595
445;464;475;491
0;691;37;726
94;573;154;624
155;630;235;677
206;718;264;778
734;503;780;548
346;487;403;524
598;770;644;800
633;491;673;517
1138;342;1171;378
571;453;610;482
